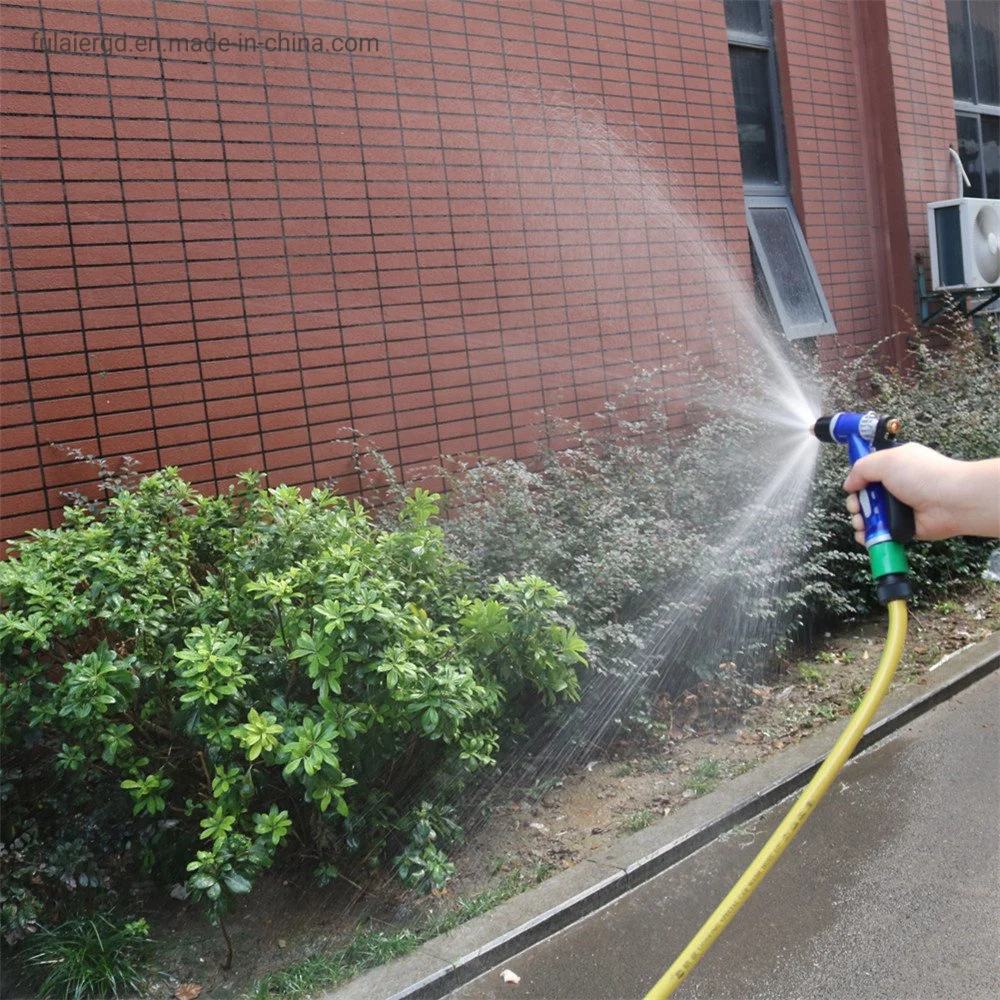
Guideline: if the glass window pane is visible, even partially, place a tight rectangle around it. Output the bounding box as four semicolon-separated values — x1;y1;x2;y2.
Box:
956;113;985;197
748;207;825;327
749;239;780;328
724;0;764;35
946;0;975;101
729;46;780;185
982;114;999;199
970;0;1000;105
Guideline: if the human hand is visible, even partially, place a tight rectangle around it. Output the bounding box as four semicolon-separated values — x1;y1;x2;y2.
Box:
843;443;1000;544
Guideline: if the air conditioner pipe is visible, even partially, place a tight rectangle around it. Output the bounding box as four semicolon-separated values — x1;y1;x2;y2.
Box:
948;145;972;198
644;413;913;1000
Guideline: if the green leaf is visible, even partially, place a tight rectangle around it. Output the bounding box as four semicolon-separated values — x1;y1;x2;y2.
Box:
223;871;253;895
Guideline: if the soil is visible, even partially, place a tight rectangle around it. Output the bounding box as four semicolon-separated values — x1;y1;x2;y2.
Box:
143;585;999;1000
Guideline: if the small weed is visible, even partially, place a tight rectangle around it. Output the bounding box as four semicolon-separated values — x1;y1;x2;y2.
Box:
933;599;961;615
811;704;838;722
523;776;563;802
532;861;559;883
720;821;752;842
814;651;838;664
912;644;944;666
490;853;517;876
847;683;867;713
619;808;655;834
796;663;827;684
430;870;528;934
614;762;634;778
685;758;724;797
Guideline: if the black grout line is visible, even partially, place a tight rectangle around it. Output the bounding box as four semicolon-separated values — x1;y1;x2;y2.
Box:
459;0;495;462
196;0;267;486
11;301;660;364
252;0;318;486
416;0;452;473
150;0;220;488
346;6;405;499
296;0;355;492
0;187;53;529
36;0;104;490
93;0;163;476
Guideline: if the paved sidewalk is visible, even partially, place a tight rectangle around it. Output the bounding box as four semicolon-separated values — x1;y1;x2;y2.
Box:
448;672;1000;1000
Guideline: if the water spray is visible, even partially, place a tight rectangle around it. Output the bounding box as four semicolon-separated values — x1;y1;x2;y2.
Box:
645;412;912;1000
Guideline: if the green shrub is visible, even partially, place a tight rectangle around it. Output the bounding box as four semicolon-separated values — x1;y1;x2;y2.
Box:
435;388;697;681
0;472;586;940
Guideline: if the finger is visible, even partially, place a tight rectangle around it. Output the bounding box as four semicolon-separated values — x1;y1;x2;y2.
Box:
854;528;866;546
845;493;861;515
843;450;888;493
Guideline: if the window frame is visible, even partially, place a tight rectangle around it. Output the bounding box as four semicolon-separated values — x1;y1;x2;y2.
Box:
728;35;791;195
745;194;836;338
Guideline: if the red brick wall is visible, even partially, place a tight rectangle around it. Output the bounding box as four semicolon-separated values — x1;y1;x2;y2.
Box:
0;0;948;540
0;0;756;538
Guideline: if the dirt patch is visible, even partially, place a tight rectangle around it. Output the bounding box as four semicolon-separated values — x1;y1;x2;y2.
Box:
144;585;998;999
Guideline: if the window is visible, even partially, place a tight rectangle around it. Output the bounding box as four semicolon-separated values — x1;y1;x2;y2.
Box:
725;0;835;338
946;0;999;198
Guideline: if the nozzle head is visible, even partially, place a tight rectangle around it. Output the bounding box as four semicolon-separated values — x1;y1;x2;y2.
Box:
812;415;835;443
811;412;878;447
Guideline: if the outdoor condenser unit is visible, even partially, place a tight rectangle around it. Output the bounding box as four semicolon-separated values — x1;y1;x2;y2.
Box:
926;197;1000;291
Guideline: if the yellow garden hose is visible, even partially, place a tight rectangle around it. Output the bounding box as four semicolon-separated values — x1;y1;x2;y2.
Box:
644;598;908;1000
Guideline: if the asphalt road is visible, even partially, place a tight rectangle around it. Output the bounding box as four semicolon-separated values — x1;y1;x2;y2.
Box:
448;672;1000;1000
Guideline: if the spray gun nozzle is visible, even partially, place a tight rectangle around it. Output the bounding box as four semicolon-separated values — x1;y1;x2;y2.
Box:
811;415;835;443
809;411;914;603
810;412;902;447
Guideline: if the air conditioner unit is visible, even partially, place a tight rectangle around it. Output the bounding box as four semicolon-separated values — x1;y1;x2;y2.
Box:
927;197;1000;290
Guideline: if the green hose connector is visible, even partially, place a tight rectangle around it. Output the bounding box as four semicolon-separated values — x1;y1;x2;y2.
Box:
869;540;912;603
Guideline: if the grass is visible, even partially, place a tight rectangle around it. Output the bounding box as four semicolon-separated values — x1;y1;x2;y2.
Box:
523;775;563;802
619;808;655;834
932;599;961;615
795;662;827;685
22;915;152;1000
810;703;839;722
684;758;724;797
847;682;867;713
245;868;538;999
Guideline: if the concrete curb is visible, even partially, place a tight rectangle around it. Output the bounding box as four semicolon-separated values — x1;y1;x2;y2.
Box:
326;630;1000;1000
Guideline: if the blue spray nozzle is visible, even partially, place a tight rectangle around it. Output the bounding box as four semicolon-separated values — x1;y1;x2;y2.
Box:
812;411;914;603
